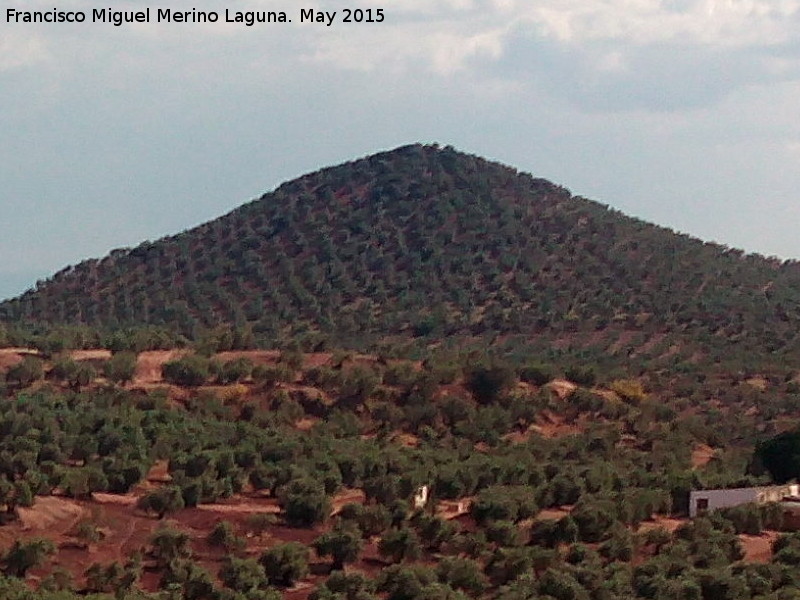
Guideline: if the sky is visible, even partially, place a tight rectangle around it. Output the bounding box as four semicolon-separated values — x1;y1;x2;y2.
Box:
3;0;800;300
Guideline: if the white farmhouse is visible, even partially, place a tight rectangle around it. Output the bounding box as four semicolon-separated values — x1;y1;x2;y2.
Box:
413;485;430;510
689;483;799;517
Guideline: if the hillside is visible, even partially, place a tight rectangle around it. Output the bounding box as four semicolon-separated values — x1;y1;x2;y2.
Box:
0;343;792;600
5;144;800;366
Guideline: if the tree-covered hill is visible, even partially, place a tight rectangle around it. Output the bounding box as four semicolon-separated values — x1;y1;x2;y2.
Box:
5;143;800;362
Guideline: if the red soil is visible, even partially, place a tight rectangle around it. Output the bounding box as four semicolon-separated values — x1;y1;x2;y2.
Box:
740;531;779;563
637;516;687;535
536;507;573;521
331;489;366;515
0;348;36;372
691;444;716;469
69;349;112;361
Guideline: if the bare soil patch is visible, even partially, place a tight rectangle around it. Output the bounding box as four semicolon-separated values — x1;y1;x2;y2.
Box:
18;496;87;532
745;377;768;391
532;411;583;438
691;444;716;469
0;348;35;372
331;489;366;514
740;531;779;563
536;507;572;521
637;516;687;535
195;498;281;515
92;493;138;506
393;432;420;448
146;460;172;483
547;379;577;399
295;417;320;431
69;349;112;361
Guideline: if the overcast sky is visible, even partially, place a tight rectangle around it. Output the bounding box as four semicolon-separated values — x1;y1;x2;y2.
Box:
2;0;800;300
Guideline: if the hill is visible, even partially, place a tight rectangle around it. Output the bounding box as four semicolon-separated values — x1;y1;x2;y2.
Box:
0;339;795;599
4;143;800;365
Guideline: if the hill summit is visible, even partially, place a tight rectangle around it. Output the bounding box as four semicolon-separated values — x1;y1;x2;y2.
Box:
4;143;800;360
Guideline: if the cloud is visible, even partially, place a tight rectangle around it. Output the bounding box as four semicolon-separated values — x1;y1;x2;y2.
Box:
3;0;800;286
0;32;49;71
519;0;800;46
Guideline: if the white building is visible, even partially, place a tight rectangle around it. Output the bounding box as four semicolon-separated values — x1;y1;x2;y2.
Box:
413;485;430;510
689;483;799;517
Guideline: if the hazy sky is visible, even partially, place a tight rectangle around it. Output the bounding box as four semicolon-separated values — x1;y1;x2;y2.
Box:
3;0;800;300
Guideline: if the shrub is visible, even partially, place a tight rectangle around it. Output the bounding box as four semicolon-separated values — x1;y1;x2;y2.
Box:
311;570;377;600
755;431;800;484
6;357;44;387
378;565;437;600
2;538;56;577
104;351;137;384
219;556;269;593
485;547;533;586
378;527;422;563
384;362;418;387
253;364;295;385
716;503;763;535
278;479;331;527
260;542;310;586
598;524;633;562
149;527;192;567
485;520;522;547
571;499;617;543
564;366;596;387
518;363;554;386
247;512;278;535
137;486;185;519
50;357;79;382
208;520;246;552
313;523;364;569
465;364;515;405
436;556;487;595
217;357;254;384
411;513;460;551
162;354;210;386
471;486;538;525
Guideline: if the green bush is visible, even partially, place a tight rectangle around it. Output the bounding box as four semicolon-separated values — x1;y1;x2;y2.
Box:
137;486;185;518
6;357;44;387
465;364;515;405
378;527;422;563
471;486;538;525
162;354;210;386
314;523;364;570
260;542;310;586
518;363;554;386
208;520;246;552
278;479;331;527
103;351;137;384
217;357;254;384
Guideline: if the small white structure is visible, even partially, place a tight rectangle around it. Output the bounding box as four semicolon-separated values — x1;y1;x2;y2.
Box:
689;484;799;517
413;485;430;510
